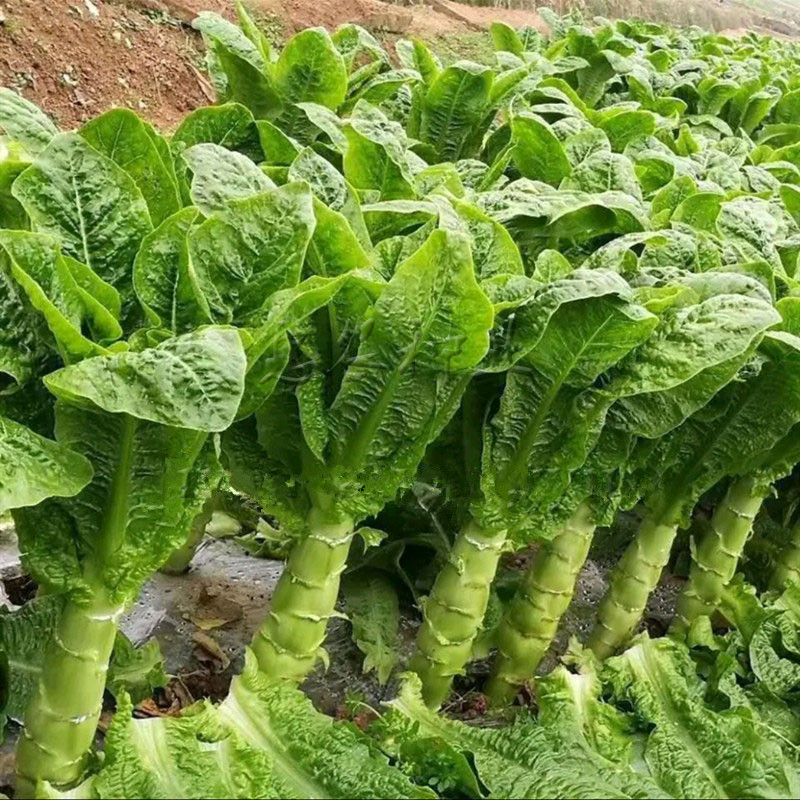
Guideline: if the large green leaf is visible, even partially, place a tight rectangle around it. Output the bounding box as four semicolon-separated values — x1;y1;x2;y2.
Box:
325;229;493;520
419;61;494;161
343;109;417;201
44;327;246;432
133;207;212;334
193;12;282;120
274;28;348;110
630;328;800;523
511;112;572;186
0;89;58;155
608;293;780;439
0;413;92;512
189;181;315;325
80;109;181;227
605;636;798;799
16;413;207;603
561;151;642;199
171;103;264;164
0;230;106;360
483;294;657;533
484;268;633;371
11;133;152;291
379;670;662;798
182;142;275;215
480;179;648;241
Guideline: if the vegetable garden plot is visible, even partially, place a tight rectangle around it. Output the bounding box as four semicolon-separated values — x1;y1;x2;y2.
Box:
1;3;800;798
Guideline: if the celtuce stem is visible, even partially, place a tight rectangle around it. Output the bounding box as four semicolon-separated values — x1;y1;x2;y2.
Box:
587;507;679;659
410;518;507;708
251;506;354;683
485;502;596;704
15;597;123;798
770;518;800;591
672;477;766;633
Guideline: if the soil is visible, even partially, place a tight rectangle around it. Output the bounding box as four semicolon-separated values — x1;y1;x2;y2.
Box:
0;0;546;131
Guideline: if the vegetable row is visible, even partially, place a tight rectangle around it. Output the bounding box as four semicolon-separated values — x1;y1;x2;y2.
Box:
1;5;800;797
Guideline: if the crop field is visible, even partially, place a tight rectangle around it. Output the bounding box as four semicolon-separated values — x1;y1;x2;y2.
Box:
3;2;800;798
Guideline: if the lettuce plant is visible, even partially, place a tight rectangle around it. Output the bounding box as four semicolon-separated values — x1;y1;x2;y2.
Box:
483;273;781;700
0;100;344;792
408;265;655;707
673;417;800;632
0;131;250;794
588;305;800;658
224;223;493;683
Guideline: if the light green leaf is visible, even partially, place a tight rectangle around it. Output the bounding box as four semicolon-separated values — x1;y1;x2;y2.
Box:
189;181;315;325
484;268;633;371
193;12;282;120
419;61;493;162
80;109;181;227
11;133;152;291
182;142;275;215
133;207;212;333
234;0;274;62
608;292;780;439
45;327;246;432
64;256;122;340
0;414;92;513
379;669;662;799
561;150;642;200
490;21;524;56
274;28;348;110
0;230;105;360
511;112;572;186
327;229;493;520
288;146;371;248
51;692;278;799
0;89;58;155
598;110;655;152
606;636;797;799
171;103;263;163
343;110;416;201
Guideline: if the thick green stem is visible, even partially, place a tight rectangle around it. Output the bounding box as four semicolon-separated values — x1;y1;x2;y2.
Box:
587;507;679;659
771;518;800;591
672;477;766;633
161;492;219;575
410;518;507;708
485;502;596;704
251;506;354;682
15;596;122;797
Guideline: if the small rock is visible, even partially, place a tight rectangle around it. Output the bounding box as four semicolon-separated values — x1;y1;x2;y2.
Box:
0;10;6;25
83;0;99;19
